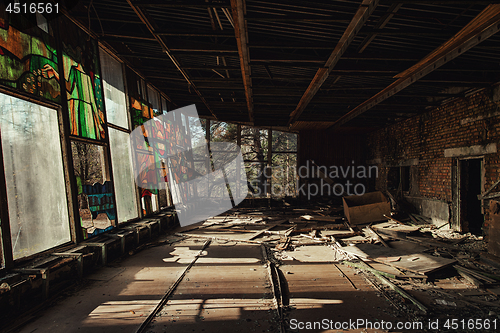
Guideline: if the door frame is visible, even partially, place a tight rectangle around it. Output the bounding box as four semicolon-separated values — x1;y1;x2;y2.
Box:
451;156;484;233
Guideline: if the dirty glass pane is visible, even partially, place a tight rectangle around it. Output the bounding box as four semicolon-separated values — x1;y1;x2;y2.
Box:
109;128;139;222
161;96;169;114
190;117;208;166
246;162;266;197
148;85;161;117
241;126;267;162
241;126;268;197
272;131;297;152
271;153;297;197
0;93;70;259
71;141;115;239
210;121;238;144
100;48;128;129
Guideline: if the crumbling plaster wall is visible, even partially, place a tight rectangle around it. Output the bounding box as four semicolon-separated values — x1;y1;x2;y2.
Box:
367;86;500;242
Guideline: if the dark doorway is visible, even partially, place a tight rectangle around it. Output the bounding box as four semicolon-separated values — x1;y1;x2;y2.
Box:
460;158;483;235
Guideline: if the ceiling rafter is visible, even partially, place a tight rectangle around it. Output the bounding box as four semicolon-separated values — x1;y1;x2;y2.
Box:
245;15;351;23
129;0;231;7
381;0;500;4
288;0;380;125
358;4;402;53
153;30;234;37
126;0;218;119
329;4;500;129
359;28;455;36
231;0;254;123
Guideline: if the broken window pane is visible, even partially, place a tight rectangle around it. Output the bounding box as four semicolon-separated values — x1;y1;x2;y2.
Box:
0;92;71;259
109;128;139;222
71;141;116;239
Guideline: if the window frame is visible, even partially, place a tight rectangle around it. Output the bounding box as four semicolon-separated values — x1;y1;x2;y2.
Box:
0;86;75;267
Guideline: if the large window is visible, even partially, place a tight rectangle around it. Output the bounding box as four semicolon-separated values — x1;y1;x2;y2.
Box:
0;93;71;259
71;141;115;239
241;126;268;197
202;122;298;198
100;50;129;129
100;47;139;222
271;130;298;197
109;128;139;222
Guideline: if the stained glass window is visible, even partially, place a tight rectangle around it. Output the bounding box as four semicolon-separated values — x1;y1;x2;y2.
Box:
127;68;153;129
60;16;106;140
0;11;60;103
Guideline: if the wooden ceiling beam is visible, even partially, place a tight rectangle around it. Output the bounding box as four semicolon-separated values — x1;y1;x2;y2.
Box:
231;0;254;123
288;0;379;125
329;4;500;129
126;0;218;119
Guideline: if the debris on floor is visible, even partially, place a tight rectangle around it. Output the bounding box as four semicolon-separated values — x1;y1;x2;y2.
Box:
172;199;500;332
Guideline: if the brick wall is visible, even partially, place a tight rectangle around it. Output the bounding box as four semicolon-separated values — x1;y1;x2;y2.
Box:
367;86;500;242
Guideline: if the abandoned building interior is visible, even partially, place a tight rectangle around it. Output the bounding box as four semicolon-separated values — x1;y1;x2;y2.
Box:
4;0;500;332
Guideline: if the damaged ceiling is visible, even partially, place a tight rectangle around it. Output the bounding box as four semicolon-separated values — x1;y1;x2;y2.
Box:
68;0;500;130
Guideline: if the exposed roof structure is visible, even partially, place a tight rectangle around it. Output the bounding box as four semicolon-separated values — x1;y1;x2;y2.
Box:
69;0;500;130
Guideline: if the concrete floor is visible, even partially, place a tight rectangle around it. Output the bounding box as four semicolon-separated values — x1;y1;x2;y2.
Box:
14;233;397;333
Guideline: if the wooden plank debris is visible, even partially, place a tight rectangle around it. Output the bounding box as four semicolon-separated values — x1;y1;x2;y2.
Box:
367;226;390;247
341;243;456;275
408;213;433;226
372;221;420;239
343;260;428;313
406;236;466;252
301;215;342;222
478;178;500;200
386;240;428;253
383;214;403;225
455;268;484;288
275;237;291;251
453;265;497;284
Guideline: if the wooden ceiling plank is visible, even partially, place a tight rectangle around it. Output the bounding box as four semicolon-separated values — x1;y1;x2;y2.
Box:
130;0;231;8
288;0;379;125
330;4;500;129
126;0;218;119
358;4;402;53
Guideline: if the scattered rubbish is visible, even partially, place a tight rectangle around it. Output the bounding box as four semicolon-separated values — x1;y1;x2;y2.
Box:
170;200;500;326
